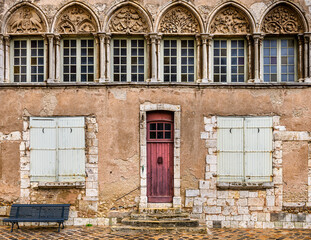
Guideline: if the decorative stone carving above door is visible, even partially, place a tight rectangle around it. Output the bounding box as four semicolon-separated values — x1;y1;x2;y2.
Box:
7;6;47;34
158;6;200;34
261;5;304;34
108;6;149;33
210;6;251;34
55;5;97;34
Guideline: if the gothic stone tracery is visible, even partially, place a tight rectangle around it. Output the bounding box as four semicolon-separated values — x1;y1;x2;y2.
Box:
261;5;304;34
108;6;149;33
55;5;97;34
210;7;251;34
158;6;200;34
7;6;46;34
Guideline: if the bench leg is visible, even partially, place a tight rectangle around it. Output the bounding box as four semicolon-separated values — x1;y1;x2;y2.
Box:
16;222;20;229
10;222;14;232
58;223;61;232
61;222;64;229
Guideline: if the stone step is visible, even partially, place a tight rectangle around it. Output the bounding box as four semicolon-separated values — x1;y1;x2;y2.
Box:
139;208;182;214
111;225;207;234
130;212;190;220
121;218;199;227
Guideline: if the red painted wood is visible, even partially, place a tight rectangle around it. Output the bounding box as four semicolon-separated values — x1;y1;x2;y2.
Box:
147;111;174;203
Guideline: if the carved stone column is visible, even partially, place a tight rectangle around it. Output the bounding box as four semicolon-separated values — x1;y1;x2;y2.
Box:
98;33;106;82
157;35;162;82
105;34;111;82
253;34;262;83
144;35;151;80
47;34;55;83
309;35;311;79
195;35;201;82
246;35;252;81
4;36;10;83
150;33;158;82
298;34;304;81
201;34;209;82
55;35;61;82
0;35;4;83
304;34;309;80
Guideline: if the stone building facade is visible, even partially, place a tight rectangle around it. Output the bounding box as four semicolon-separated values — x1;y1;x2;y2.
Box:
1;0;311;229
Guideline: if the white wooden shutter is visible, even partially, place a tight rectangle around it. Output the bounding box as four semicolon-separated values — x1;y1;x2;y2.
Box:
30;117;57;182
217;117;244;182
244;117;272;182
57;117;85;182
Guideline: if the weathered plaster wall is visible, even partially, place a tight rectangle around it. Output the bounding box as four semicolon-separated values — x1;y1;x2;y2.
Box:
0;87;311;211
283;141;308;203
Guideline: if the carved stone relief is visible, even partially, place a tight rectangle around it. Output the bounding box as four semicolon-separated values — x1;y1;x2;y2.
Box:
108;6;149;33
210;7;251;34
7;6;46;34
261;5;304;34
55;5;97;34
158;6;200;34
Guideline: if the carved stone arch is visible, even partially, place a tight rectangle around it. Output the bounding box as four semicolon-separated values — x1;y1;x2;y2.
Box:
105;3;151;34
156;3;203;34
52;2;100;34
3;3;48;34
260;2;307;34
207;2;255;35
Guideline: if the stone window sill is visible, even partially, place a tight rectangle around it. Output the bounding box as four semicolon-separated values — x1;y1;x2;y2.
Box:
34;181;85;189
216;182;274;190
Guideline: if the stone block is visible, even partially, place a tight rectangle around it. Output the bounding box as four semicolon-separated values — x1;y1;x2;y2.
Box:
206;155;217;164
217;191;228;199
238;206;249;215
185;198;194;208
185;189;199;197
193;205;203;214
204;206;221;214
200;132;209;139
0;207;7;216
237;199;247;206
239;191;249;198
266;196;275;207
74;218;90;226
294;222;303;228
204;117;212;124
248;198;264;206
201;190;216;198
206;140;217;148
199;180;210;189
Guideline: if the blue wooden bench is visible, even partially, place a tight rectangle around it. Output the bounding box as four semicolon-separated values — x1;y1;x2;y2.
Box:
3;204;70;232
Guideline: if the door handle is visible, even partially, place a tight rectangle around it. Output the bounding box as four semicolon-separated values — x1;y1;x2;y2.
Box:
157;157;163;164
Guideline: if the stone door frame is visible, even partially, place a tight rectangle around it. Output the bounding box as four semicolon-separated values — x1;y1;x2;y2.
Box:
139;103;181;209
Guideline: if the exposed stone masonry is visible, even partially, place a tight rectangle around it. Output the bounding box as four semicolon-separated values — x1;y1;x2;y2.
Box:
184;115;311;228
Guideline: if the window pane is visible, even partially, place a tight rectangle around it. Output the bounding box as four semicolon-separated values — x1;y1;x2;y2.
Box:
63;39;78;82
280;39;296;82
80;39;95;82
163;40;178;82
130;39;145;82
13;40;28;82
263;39;278;82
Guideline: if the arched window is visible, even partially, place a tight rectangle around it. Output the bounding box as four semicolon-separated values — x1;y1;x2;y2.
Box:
106;5;150;82
260;4;307;82
157;5;202;82
4;4;48;83
53;4;99;82
208;5;254;83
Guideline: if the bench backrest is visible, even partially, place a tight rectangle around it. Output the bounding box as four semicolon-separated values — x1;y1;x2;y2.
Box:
9;204;70;220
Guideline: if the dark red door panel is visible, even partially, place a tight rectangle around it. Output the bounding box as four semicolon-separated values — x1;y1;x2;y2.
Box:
147;111;174;203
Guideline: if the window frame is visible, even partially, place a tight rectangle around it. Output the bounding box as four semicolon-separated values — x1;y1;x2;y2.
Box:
110;37;147;82
60;38;97;82
261;37;297;82
10;37;47;83
160;37;197;83
212;38;247;83
217;116;273;183
29;116;86;183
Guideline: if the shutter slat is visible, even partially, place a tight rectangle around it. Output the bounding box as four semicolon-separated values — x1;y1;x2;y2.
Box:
217;117;244;182
58;117;85;182
245;117;272;182
30;118;57;182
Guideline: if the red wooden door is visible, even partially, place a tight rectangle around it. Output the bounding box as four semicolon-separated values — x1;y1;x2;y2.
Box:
147;111;174;203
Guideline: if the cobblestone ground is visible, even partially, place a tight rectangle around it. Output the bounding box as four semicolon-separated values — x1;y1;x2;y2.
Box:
1;226;311;240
